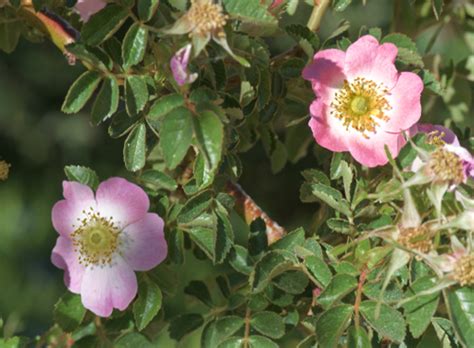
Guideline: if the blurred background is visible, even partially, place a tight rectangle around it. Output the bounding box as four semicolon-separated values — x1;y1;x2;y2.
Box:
0;0;472;338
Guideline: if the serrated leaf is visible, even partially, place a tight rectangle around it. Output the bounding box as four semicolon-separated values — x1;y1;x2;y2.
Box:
432;0;444;20
133;276;162;331
148;94;184;121
194;110;224;173
360;301;406;343
347;326;371;348
305;183;352;217
159;106;193;169
318;274;358;309
327;218;351;234
169;313;204;341
115;333;153;348
178;191;213;224
251;251;294;293
333;0;352;12
403;276;440;338
108;110;140;138
273;270;308;295
64;165;99;189
202;317;245;348
137;0;159;21
222;0;277;36
125;75;148;116
62;71;102;114
81;4;129;46
140;170;177;191
249;335;278;348
382;33;423;67
305;255;332;288
123;122;147;172
91;76;119;125
185;280;213;307
251;311;285;339
122;23;148;68
53;292;86;332
271;227;305;252
214;205;234;264
229;245;254;275
316;304;353;348
446;287;474;346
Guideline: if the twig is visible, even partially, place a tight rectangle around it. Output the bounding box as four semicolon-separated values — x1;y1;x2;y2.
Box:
243;307;251;348
354;266;368;330
307;0;331;32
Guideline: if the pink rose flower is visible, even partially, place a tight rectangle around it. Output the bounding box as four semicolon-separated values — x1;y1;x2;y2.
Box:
302;35;424;167
51;178;167;317
74;0;107;22
170;44;198;86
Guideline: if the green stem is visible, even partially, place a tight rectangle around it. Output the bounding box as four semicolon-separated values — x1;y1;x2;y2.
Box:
307;0;331;32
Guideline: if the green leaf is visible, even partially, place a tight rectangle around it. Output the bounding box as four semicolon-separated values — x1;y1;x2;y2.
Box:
169;313;204;341
273;270;308;295
214;204;234;264
285;24;320;55
53;292;86;332
431;0;444;20
178;191;213;224
188;227;215;259
125;75;149;116
229;245;254;275
431;317;457;348
250;251;294;293
202;317;245;348
123;122;147;172
360;301;406;343
271;227;305;252
327;218;351;234
420;69;442;95
347;326;371;348
249;336;278;348
382;33;423;67
148;94;185;120
160;107;193;170
139;170;177;191
108;111;140;138
316;304;354;348
91;76;119;125
64;165;99;189
133;276;162;331
62;71;102;114
194;111;224;173
115;333;153;348
122;23;148;68
333;0;352;12
446;287;474;346
66;44;110;71
81;4;129;46
318;274;358;309
305;255;332;288
251;311;285;339
222;0;278;36
137;0;159;21
185;280;213;307
402;276;440;338
303;183;352;217
0;22;21;53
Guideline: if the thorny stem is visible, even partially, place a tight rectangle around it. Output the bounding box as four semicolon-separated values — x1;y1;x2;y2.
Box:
307;0;331;32
243;307;251;348
354;266;368;330
95;316;111;347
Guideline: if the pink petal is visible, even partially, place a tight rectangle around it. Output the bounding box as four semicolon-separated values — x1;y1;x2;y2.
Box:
74;0;107;22
415;124;460;146
120;213;167;271
302;49;346;101
96;177;149;229
308;100;349;152
52;181;96;236
344;35;399;89
384;72;423;133
51;236;86;293
80;256;137;317
347;131;406;167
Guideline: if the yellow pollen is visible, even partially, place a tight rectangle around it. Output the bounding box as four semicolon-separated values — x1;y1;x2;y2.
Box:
70;208;120;266
331;77;391;138
0;160;10;181
426;131;446;147
187;0;228;37
453;254;474;286
398;226;432;256
427;148;464;185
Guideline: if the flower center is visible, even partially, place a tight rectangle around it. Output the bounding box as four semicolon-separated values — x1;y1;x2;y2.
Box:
187;0;228;37
71;208;120;266
0;160;10;181
427;148;465;185
331;77;391;138
453;254;474;286
426;131;446;147
398;226;432;255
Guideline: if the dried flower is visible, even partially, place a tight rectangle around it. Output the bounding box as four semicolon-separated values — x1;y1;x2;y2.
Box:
0;160;10;181
74;0;106;22
51;178;168;317
302;35;423;167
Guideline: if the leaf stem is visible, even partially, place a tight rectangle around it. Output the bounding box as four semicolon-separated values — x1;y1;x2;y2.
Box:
307;0;331;32
354;266;368;330
243;307;251;348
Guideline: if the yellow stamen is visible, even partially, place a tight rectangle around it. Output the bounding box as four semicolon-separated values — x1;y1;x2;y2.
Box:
398;226;432;255
427;148;464;185
71;208;120;266
453;254;474;286
187;0;228;37
331;77;391;138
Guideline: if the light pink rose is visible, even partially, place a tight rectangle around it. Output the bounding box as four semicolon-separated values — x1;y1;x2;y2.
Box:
74;0;107;22
302;35;423;167
51;178;167;317
170;44;198;86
